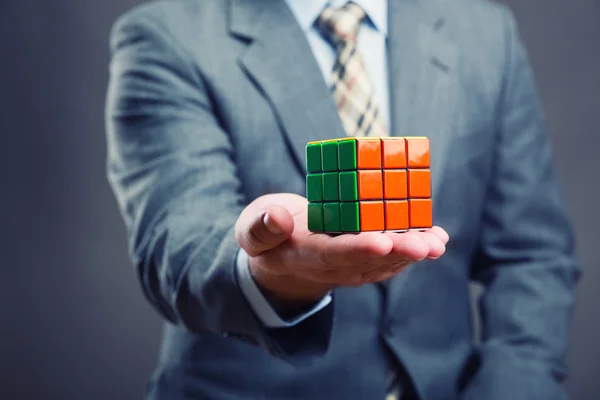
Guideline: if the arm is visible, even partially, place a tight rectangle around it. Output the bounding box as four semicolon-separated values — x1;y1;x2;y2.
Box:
463;8;581;400
105;12;332;360
106;8;448;364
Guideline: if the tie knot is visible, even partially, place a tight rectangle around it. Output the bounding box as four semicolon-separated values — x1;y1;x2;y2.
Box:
317;2;366;45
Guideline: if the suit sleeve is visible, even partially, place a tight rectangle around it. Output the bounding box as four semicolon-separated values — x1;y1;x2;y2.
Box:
105;11;332;362
462;7;581;400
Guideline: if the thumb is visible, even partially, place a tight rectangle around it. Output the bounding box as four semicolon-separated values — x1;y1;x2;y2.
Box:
235;205;294;257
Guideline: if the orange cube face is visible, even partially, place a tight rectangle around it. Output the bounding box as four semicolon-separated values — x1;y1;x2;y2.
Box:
360;201;385;231
358;170;383;200
408;169;431;198
356;138;382;169
381;138;406;168
409;199;432;228
383;170;407;199
406;137;430;168
385;200;409;231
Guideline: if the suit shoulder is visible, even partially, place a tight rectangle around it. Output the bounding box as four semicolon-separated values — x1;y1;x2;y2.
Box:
426;0;522;105
435;0;512;20
430;0;519;66
435;0;515;36
111;0;226;44
437;0;520;43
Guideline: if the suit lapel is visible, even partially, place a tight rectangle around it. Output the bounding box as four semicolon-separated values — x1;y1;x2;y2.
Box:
229;0;346;174
388;0;458;200
386;1;459;296
230;0;458;216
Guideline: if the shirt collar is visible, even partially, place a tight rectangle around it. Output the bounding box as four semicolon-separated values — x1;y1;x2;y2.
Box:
285;0;388;36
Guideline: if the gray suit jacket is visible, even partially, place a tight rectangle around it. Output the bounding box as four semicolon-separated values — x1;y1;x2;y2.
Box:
105;0;580;399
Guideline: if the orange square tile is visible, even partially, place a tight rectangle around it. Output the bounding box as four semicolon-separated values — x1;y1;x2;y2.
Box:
409;199;432;229
406;137;430;168
360;201;384;231
383;170;407;199
408;169;431;198
358;170;383;200
356;138;382;169
381;138;406;168
385;200;409;231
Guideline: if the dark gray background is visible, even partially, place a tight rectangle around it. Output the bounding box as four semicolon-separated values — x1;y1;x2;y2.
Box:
0;1;597;399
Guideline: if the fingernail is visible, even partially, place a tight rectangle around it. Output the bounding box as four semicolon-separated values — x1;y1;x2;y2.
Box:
263;212;284;235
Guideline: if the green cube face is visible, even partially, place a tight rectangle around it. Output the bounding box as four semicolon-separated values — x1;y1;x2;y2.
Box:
321;141;338;172
308;203;324;232
340;202;360;232
306;174;323;202
306;142;322;173
306;140;359;233
322;172;339;201
338;139;357;170
323;202;341;232
339;171;358;201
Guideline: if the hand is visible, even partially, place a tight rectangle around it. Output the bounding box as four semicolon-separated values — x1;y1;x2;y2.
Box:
235;193;449;303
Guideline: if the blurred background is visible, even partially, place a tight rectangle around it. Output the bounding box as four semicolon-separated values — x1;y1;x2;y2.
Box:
0;0;598;399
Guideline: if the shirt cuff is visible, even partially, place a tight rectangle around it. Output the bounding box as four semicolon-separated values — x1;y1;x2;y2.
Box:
235;248;332;328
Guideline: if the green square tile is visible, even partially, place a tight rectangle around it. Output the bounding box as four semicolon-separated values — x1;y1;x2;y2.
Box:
306;174;323;202
308;203;324;232
339;171;358;201
322;172;340;201
321;140;339;172
338;139;357;170
305;142;322;173
323;202;341;232
340;202;360;232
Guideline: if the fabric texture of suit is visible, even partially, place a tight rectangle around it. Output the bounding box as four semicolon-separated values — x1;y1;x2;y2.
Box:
105;0;580;399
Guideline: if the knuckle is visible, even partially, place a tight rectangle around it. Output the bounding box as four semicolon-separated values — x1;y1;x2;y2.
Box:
246;229;269;249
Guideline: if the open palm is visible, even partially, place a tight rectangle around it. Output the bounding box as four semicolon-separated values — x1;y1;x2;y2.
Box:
236;193;448;294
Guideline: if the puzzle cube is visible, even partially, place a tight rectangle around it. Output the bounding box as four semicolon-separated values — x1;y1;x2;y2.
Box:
306;137;432;233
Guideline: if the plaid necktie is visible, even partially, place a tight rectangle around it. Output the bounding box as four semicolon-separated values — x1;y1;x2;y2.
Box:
316;1;388;138
317;4;401;399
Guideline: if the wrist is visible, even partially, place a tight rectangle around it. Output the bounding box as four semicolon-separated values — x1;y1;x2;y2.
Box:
248;257;331;303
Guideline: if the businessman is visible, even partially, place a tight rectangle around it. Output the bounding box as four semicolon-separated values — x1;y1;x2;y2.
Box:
106;0;580;399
